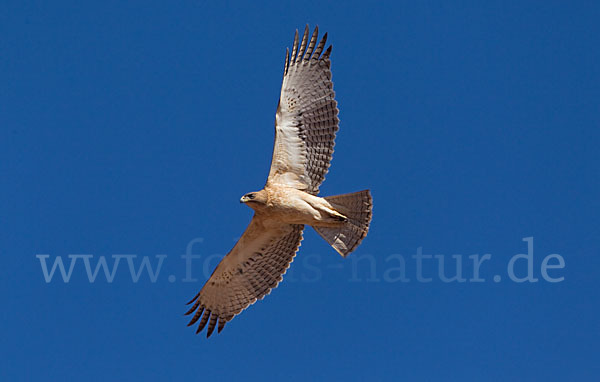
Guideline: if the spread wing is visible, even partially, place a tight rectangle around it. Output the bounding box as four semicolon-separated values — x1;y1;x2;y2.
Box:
185;217;304;337
266;25;339;195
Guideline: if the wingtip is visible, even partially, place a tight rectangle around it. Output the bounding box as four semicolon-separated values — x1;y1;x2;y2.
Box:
298;24;310;61
185;293;199;305
183;306;195;316
206;315;218;338
217;321;226;333
303;25;320;61
206;325;214;338
187;306;204;327
291;29;300;63
284;47;290;75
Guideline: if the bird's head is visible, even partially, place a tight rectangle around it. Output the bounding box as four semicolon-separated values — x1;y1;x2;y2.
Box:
240;190;267;206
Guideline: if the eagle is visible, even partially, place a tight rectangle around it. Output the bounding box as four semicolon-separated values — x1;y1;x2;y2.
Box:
185;25;373;337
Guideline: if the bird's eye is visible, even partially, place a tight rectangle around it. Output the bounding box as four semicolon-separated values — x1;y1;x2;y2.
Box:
247;194;255;199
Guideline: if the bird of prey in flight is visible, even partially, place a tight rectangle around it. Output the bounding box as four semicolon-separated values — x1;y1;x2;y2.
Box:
185;25;373;337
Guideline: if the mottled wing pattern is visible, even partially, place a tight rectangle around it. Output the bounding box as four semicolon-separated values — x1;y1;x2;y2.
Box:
267;25;339;195
185;217;304;337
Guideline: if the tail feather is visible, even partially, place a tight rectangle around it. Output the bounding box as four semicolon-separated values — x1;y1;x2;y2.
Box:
313;190;373;257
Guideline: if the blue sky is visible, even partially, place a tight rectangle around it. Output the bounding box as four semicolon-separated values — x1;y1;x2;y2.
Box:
1;0;599;380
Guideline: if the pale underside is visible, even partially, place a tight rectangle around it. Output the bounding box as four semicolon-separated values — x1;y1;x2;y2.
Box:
186;26;340;337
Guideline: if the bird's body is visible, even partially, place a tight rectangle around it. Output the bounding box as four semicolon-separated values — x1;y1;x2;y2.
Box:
186;26;373;337
244;186;346;226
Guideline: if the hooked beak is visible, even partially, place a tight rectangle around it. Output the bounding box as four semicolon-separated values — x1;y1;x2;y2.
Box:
240;196;247;203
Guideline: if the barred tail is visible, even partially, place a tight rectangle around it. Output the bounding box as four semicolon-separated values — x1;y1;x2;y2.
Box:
312;190;373;257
